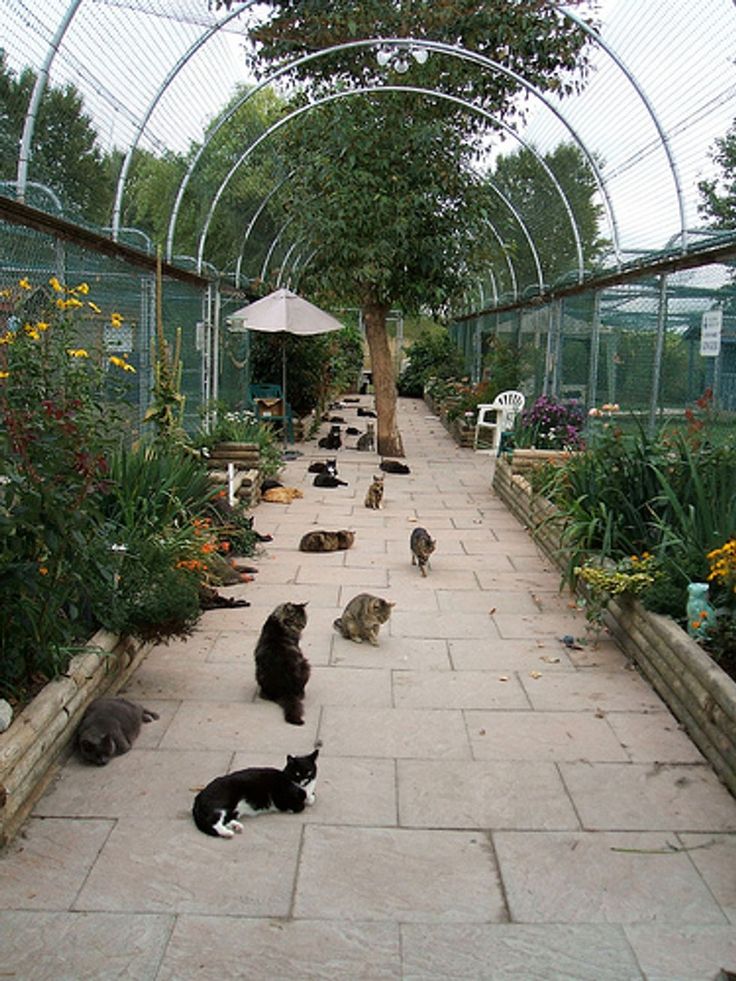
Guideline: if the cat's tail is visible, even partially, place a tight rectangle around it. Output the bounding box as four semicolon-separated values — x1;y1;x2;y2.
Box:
192;793;220;837
279;695;305;726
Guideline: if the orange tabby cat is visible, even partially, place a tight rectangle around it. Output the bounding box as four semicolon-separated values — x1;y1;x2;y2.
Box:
262;486;304;504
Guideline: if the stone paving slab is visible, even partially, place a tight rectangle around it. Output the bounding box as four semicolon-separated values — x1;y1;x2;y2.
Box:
5;395;736;979
0;911;174;981
494;830;728;924
293;826;505;923
397;759;579;831
400;923;643;979
157;916;401;981
74;818;303;916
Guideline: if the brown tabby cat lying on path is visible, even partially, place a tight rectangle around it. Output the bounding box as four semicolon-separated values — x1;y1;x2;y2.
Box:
299;530;355;552
333;593;395;645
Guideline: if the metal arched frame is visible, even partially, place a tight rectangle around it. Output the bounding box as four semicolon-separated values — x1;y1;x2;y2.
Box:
259;216;295;283
234;173;294;288
171;37;608;272
16;6;685;263
194;82;607;275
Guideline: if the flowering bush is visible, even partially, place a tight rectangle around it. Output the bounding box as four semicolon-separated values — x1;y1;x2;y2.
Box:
575;553;661;632
514;394;586;450
0;277;140;697
704;538;736;672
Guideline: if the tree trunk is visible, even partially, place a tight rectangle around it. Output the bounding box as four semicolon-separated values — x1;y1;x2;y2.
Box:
362;300;404;457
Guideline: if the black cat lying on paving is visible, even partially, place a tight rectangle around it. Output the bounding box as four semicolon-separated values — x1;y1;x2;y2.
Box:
77;696;158;766
192;748;319;837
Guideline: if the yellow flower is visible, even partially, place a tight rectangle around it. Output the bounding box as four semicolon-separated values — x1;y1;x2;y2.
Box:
0;370;9;379
122;362;136;373
0;288;11;298
48;276;64;293
87;301;102;314
36;321;50;332
38;565;49;576
109;355;136;372
24;327;40;341
110;312;124;328
68;348;89;358
71;282;89;295
18;277;31;291
0;330;16;345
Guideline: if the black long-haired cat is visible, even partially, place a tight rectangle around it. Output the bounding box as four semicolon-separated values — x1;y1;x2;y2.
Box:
313;472;348;488
308;458;337;474
192;748;319;838
254;602;311;725
318;425;342;450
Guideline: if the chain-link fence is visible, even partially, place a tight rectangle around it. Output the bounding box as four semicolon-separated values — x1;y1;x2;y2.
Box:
450;257;736;427
0;212;255;442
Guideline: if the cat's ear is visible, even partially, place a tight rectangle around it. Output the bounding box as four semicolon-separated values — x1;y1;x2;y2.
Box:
388;601;396;608
310;748;319;761
286;754;295;765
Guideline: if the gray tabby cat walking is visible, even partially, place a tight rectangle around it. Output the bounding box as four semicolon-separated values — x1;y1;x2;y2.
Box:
410;526;436;577
333;593;395;645
364;473;385;509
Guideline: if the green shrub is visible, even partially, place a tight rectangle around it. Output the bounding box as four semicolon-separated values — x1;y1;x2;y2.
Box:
398;329;464;397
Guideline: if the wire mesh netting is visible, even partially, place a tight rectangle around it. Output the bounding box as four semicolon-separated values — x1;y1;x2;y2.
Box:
0;0;734;425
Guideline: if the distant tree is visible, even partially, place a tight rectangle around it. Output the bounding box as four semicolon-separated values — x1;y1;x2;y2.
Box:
698;118;736;229
0;50;112;222
123;85;285;273
238;1;598;455
486;142;608;295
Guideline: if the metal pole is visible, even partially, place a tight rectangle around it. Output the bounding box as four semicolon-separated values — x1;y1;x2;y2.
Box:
648;275;668;436
587;289;601;413
16;0;83;202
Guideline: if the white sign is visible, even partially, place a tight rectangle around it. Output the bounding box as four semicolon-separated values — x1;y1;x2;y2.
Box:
700;309;722;357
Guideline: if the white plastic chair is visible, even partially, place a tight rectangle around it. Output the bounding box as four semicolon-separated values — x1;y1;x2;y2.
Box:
474;390;526;451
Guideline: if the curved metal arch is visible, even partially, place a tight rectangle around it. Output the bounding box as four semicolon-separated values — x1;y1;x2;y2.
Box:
172;37;599;271
276;240;301;288
260;216;295;282
195;83;604;274
229;109;582;285
16;0;84;200
234;174;294;287
485;183;544;289
110;1;259;240
484;221;518;300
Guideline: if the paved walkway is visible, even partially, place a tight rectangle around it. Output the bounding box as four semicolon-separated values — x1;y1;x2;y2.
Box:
2;396;736;980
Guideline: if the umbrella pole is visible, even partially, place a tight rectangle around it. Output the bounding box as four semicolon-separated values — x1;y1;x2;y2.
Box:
281;336;288;453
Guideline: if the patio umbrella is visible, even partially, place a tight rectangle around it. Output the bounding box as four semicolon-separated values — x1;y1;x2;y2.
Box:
229;287;345;452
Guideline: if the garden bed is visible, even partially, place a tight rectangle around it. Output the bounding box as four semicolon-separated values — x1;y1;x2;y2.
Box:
0;631;153;846
492;455;736;798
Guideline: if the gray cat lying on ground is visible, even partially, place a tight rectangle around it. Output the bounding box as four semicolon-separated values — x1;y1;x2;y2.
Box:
76;696;159;765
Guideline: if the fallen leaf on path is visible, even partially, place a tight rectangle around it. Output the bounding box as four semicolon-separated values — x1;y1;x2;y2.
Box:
498;675;510;682
529;671;542;679
540;655;560;664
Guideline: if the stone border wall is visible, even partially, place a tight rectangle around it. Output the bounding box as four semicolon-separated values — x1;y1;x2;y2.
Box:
492;456;736;798
0;632;153;846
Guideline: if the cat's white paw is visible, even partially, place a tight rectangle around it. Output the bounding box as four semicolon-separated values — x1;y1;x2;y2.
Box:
231;821;244;834
216;827;235;838
306;792;316;806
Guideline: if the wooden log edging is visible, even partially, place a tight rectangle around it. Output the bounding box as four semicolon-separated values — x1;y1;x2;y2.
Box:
492;456;736;798
0;631;153;847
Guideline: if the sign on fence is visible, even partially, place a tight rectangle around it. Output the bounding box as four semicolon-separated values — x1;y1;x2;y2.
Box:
700;309;722;357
